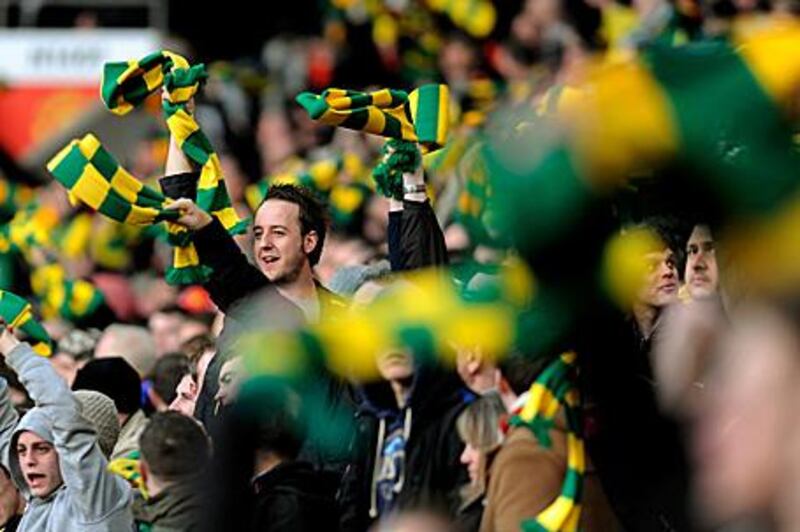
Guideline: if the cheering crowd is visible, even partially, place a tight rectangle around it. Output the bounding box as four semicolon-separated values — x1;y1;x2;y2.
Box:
2;0;800;530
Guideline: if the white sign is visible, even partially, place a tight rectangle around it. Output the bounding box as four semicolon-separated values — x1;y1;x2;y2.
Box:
0;29;161;85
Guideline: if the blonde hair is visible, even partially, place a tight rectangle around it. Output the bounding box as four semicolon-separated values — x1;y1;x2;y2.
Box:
456;391;507;504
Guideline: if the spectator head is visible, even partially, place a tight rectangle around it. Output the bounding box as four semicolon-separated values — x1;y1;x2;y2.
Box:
72;357;141;425
215;356;246;409
457;392;507;491
73;390;120;459
496;351;556;409
94;324;157;379
50;328;100;386
685;224;719;300
0;464;22;526
253;184;329;285
139;412;209;497
247;380;306;465
169;371;198;417
148;308;187;358
456;346;501;395
10;410;62;498
631;216;682;310
177;315;211;347
376;348;414;384
151;353;192;410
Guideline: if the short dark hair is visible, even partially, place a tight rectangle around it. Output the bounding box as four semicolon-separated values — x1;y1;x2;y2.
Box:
498;352;556;397
152;353;192;405
260;183;329;266
140;411;209;481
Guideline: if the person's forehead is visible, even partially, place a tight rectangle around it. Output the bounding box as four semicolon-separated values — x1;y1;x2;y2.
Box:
18;431;48;445
254;199;301;227
689;225;713;243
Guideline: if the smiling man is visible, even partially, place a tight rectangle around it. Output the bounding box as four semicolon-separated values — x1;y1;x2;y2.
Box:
0;325;133;531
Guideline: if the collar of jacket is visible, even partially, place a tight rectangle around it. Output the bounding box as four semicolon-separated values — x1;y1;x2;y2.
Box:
314;281;348;319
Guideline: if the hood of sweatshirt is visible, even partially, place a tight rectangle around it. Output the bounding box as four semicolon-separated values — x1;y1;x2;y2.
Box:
8;406;56;499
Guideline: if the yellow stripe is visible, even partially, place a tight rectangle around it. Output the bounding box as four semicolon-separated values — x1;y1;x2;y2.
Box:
110;168;142;203
365;107;387;135
212;207;241;231
319;107;351;127
32;342;51;357
168;85;198;104
78;134;102;160
197;155;222;190
371;89;396;107
567;434;586;473
142;65;164;91
124;205;161;226
173;244;200;269
537;495;577;531
327;94;353;111
72;167;112;210
166;109;201;144
436;84;449;146
163;50;190;70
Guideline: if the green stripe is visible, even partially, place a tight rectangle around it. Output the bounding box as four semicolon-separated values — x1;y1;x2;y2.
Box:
383;114;403;139
97;190;133;222
101;62;131;107
90;146;120;181
413;84;441;143
340;109;370;131
181;130;212;166
51;146;88;189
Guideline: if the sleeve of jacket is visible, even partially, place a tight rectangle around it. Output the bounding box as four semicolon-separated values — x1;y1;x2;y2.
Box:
0;378;19;469
388;211;403;272
479;434;564;532
6;343;131;520
398;200;448;271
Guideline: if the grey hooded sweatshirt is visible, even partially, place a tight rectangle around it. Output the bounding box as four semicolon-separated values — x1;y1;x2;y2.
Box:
0;342;134;531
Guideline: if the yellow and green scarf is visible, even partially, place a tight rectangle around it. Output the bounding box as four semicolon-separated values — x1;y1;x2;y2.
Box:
0;290;52;357
509;352;584;531
296;84;450;152
48;51;247;284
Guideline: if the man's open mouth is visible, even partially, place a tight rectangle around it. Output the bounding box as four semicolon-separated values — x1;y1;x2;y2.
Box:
26;473;45;484
261;256;280;265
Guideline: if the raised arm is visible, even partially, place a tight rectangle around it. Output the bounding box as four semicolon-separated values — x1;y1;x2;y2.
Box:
0;376;19;471
396;164;448;271
0;331;130;520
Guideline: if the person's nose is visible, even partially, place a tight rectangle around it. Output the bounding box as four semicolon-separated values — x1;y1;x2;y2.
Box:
460;446;470;465
693;252;708;271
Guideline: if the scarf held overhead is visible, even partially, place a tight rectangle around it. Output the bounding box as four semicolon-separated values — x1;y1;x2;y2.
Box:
296;84;450;152
0;290;52;357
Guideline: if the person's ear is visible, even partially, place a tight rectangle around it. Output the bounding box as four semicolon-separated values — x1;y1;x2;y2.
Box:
303;230;318;256
466;347;484;375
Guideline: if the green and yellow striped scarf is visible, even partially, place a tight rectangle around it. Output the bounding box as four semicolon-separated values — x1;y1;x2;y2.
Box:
47;134;211;283
296;84;450;152
0;290;52;357
509;352;584;532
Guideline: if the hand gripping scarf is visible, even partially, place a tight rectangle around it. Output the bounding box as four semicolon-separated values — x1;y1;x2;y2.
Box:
296;84;450;152
0;290;52;357
48;50;246;284
508;352;585;531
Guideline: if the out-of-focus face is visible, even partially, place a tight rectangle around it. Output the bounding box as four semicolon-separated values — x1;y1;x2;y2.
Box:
692;307;800;525
638;248;679;308
460;442;483;484
16;431;62;498
0;466;20;526
253;200;315;285
215;357;245;408
169;374;198;417
455;346;498;394
685;225;718;300
376;349;414;382
149;312;185;357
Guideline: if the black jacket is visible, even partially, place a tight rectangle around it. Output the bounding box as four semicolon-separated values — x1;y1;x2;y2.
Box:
578;306;693;532
252;461;340;532
338;366;470;532
388;199;448;272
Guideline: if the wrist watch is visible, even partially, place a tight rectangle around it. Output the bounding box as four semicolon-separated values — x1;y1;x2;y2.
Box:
403;183;427;195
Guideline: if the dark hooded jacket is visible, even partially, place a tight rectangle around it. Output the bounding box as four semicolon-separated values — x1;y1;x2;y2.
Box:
338;365;470;532
251;461;339;531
